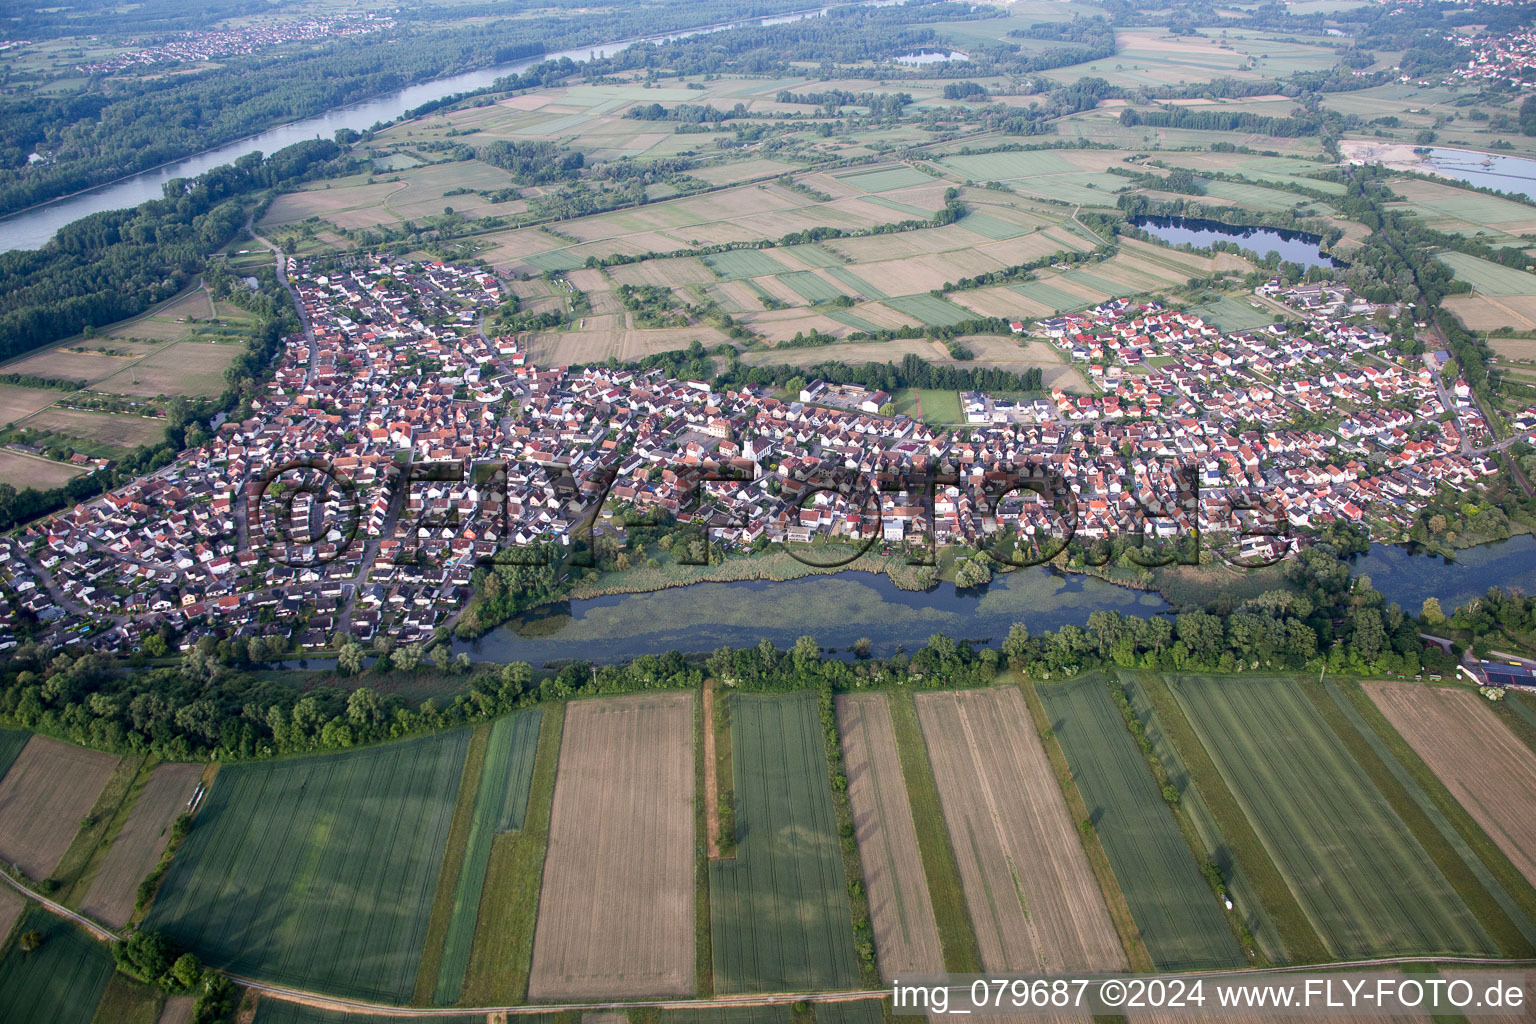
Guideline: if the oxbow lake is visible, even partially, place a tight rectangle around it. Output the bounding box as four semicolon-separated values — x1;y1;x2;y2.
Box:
1130;215;1343;269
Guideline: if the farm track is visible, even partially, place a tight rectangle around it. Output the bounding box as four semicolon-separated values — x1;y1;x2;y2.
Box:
7;864;1536;1019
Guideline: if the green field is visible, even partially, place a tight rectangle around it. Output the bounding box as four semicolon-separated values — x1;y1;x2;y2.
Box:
1038;679;1244;971
783;244;844;268
433;710;543;1004
146;731;470;1002
882;294;974;326
710;692;862;993
891;387;962;424
1192;296;1277;332
1121;675;1290;962
706;249;790;280
1011;279;1097;313
957;211;1030;240
0;729;29;779
836;166;934;192
777;271;847;304
823;266;886;300
0;910;113;1024
252;1004;484;1024
1169;676;1494;959
939;151;1077;181
1201;179;1318;213
523;249;586;273
1438;252;1536;297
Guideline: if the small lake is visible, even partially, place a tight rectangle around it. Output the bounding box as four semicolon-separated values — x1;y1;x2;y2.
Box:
895;50;969;64
451;567;1168;665
1416;148;1536;203
1131;215;1343;268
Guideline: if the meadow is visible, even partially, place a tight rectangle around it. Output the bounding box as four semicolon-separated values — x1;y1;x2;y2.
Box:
1169;675;1496;959
710;691;863;994
145;730;470;1002
1038;679;1244;972
78;762;202;929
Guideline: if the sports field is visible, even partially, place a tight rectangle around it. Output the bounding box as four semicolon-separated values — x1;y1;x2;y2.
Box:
432;711;542;1004
710;691;863;993
1169;676;1494;958
1038;679;1244;971
529;692;695;999
145;730;470;1002
1191;296;1277;332
0;909;114;1024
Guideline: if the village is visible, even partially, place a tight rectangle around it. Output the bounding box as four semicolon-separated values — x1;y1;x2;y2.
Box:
0;254;1523;659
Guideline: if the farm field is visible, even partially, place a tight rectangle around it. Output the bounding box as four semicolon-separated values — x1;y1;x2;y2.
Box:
0;448;83;489
0;909;114;1024
916;687;1126;973
250;1004;483;1024
1366;682;1536;887
1438;252;1536;297
144;730;470;1002
1037;679;1244;971
529;692;695;1000
0;736;118;881
432;711;542;1004
0;728;27;777
1168;676;1494;958
79;762;203;928
711;691;862;994
835;693;943;979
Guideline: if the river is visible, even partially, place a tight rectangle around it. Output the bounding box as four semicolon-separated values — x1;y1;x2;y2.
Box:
0;3;869;252
1130;215;1342;268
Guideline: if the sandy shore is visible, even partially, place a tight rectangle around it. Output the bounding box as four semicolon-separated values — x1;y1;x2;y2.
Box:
1339;139;1509;174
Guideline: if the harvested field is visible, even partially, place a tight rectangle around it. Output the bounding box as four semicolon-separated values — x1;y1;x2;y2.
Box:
157;997;194;1024
1170;676;1494;958
0;908;114;1024
20;407;165;449
712;691;863;993
529;692;695;999
94;341;244;399
1447;295;1536;333
0;383;68;422
1;344;140;383
0;449;83;489
916;688;1126;973
1366;682;1536;887
0;885;21;945
79;762;202;928
836;694;944;980
145;730;470;1002
0;736;118;880
527;326;729;365
1038;680;1244;971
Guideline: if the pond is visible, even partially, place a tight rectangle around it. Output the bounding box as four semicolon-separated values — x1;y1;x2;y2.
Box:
450;566;1170;665
1353;534;1536;616
1130;214;1343;268
894;50;969;64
